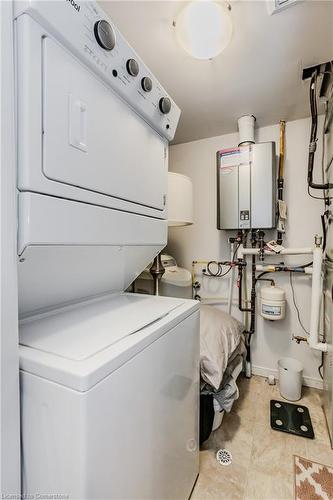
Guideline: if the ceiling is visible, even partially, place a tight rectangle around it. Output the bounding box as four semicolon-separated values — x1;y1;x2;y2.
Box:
100;1;333;144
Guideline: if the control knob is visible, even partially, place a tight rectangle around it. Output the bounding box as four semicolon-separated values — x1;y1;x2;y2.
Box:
126;59;139;77
94;20;115;51
159;97;171;114
141;77;152;92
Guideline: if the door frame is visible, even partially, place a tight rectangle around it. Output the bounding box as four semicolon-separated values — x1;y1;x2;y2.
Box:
0;0;20;493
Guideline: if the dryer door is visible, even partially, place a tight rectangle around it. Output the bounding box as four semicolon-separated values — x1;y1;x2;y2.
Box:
16;15;168;217
42;37;166;211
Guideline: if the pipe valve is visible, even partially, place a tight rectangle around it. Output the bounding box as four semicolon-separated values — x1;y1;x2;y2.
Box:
314;234;323;247
293;335;307;345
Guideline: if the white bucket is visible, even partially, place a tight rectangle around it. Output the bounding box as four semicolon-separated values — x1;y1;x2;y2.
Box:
278;357;303;401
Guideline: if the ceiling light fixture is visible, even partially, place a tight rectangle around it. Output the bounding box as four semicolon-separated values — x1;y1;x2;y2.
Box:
174;1;232;60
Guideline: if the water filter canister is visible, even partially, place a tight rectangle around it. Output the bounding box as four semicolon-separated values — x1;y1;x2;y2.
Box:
260;284;286;321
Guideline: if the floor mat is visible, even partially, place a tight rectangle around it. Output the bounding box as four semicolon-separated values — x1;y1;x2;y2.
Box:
294;456;333;500
270;400;314;439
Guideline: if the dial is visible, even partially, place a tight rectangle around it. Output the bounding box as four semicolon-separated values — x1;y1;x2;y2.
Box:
126;59;139;77
94;20;115;51
159;97;171;114
141;77;152;92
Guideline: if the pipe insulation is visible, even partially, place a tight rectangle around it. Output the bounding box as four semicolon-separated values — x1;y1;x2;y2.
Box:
308;245;327;352
255;264;313;275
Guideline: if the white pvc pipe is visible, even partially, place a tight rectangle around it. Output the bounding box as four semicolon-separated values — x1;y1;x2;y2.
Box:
227;242;235;314
238;241;326;351
308;246;327;352
238;245;313;258
195;240;326;351
238;115;256;145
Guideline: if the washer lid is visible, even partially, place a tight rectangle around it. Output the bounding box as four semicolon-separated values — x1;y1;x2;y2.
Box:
19;293;183;361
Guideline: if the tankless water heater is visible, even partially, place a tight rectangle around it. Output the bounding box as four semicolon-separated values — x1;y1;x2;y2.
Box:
217;142;276;230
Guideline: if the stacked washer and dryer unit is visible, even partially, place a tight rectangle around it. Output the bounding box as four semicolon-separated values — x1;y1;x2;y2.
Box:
15;1;199;499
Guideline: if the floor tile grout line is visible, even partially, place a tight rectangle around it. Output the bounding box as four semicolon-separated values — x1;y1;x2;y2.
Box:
242;423;256;500
194;375;330;500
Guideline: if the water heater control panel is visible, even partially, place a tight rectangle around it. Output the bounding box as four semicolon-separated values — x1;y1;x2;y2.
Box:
14;0;180;141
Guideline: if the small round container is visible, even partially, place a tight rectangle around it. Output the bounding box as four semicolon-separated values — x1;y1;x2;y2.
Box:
135;255;192;299
278;357;303;401
260;284;285;321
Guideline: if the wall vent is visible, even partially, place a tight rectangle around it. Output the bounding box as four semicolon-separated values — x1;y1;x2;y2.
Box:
267;0;300;15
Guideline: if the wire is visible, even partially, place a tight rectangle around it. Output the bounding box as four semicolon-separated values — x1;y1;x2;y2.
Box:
206;261;224;277
203;242;241;279
204;261;232;278
299;261;313;268
289;272;309;335
256;278;275;286
325;154;333;174
307;185;332;202
267;270;325;379
321;213;328;251
256;271;271;281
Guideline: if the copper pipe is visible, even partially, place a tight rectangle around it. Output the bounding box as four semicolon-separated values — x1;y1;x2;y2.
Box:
278;120;286;181
277;120;286;245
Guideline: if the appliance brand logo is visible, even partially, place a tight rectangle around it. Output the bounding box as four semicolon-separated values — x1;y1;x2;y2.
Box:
67;0;80;13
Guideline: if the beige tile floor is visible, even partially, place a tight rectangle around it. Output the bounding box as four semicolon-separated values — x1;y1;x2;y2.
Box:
191;374;333;500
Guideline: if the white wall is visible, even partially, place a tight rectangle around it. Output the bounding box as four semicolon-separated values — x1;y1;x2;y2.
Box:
168;117;326;388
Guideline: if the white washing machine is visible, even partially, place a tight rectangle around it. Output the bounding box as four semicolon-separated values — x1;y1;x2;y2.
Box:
14;1;199;498
20;294;199;499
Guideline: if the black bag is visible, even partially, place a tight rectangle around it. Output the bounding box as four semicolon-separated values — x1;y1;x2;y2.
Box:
199;394;214;445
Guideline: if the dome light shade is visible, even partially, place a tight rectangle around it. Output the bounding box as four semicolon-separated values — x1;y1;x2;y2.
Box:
175;1;232;60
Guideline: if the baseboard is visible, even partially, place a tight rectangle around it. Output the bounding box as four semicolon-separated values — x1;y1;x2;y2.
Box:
252;364;323;390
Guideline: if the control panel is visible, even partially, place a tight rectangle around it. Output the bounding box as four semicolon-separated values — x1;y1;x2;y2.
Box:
14;0;180;141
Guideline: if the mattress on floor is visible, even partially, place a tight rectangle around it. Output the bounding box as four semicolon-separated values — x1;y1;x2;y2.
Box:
213;342;246;412
199;305;246;413
200;305;245;390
